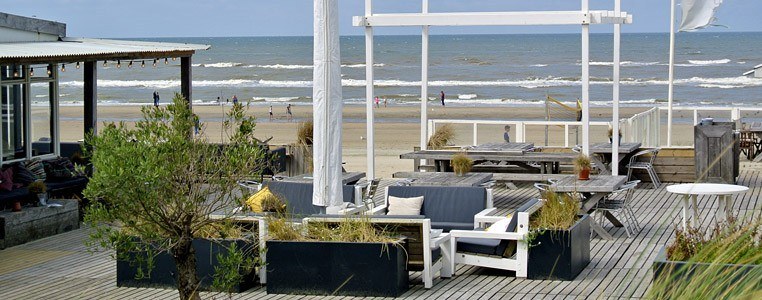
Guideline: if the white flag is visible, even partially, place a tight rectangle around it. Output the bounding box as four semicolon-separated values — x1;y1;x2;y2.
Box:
679;0;724;32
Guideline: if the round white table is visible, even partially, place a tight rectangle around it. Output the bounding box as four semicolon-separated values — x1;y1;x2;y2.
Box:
666;183;749;229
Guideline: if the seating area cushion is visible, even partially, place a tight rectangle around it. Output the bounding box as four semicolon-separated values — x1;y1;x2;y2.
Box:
13;163;36;186
25;159;46;181
387;185;487;231
497;199;540;257
0;168;14;191
246;186;276;213
266;181;356;216
387;195;424;215
430;221;474;232
45;177;88;193
486;217;512;233
0;187;30;203
457;237;501;256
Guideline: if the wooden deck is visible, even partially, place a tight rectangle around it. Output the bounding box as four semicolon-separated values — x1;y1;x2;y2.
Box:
1;170;761;299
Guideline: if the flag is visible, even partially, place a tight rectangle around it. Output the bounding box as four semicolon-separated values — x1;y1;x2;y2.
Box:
679;0;724;32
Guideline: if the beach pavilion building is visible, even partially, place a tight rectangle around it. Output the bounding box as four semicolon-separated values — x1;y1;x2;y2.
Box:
0;12;208;165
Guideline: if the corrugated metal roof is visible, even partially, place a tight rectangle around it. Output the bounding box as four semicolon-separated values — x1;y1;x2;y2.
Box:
0;37;210;62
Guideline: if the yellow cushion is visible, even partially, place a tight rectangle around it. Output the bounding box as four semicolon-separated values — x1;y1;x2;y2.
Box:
246;186;274;213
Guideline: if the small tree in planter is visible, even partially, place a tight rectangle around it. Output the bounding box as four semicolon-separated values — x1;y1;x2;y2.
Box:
573;154;592;180
28;180;47;206
527;190;591;280
450;152;473;176
83;94;268;300
651;219;762;298
264;215;409;297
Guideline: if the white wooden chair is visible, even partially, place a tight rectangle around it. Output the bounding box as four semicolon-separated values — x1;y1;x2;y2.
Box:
446;199;542;277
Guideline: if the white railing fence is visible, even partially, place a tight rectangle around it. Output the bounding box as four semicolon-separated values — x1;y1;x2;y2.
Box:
622;107;659;147
427;119;611;148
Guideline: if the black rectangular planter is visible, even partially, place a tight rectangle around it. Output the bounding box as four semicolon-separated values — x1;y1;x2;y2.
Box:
652;246;762;286
117;238;257;292
528;214;591;280
266;240;409;297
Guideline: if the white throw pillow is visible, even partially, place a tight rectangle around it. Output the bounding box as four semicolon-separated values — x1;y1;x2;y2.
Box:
386;196;424;215
486;216;512;233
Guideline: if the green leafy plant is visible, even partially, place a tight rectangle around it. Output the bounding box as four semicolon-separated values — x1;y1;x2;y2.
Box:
450;152;473;176
427;124;455;150
260;193;287;214
212;242;257;293
666;218;761;264
266;214;399;244
573;154;592;174
83;93;267;300
28;180;47;194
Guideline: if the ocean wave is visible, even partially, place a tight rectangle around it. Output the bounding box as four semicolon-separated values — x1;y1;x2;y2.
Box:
687;59;730;65
246;63;384;69
458;94;478;100
251;96;302;102
584;61;660;67
195;62;245;68
530;64;548;67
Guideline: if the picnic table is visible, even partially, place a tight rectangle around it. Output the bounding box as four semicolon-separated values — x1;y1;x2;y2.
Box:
551;175;627;240
280;172;366;185
467;142;535;152
400;149;576;174
397;172;493;187
589;142;642;175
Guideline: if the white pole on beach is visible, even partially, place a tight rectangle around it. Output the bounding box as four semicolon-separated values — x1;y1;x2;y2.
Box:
667;0;676;147
312;0;343;211
421;0;429;153
581;0;590;155
365;0;375;180
612;0;621;175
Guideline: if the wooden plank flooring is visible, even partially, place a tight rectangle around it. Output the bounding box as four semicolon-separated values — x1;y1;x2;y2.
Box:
1;170;761;299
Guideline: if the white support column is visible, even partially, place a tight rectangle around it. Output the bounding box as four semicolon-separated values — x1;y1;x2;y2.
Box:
612;0;621;175
667;0;676;147
421;0;429;151
473;123;478;146
365;0;375;179
581;0;590;155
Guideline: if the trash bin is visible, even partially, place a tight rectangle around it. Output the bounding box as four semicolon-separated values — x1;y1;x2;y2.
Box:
694;121;739;184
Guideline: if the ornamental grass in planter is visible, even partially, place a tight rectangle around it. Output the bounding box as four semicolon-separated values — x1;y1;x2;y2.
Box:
427;124;455;150
573;154;592;180
527;190;591;280
650;219;762;299
450;152;473;176
265;214;409;297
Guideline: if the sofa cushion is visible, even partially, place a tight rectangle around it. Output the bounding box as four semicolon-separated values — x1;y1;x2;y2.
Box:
246;186;281;213
387;186;487;225
486;217;512;233
266;181;355;216
44;158;76;179
457;235;501;256
13;163;36;186
430;221;474;232
387;196;424;216
25;159;46;181
45;177;88;193
0;187;30;203
0;168;14;191
497;199;540;257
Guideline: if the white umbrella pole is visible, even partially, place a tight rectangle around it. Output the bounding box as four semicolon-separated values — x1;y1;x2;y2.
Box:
313;0;343;211
667;0;676;147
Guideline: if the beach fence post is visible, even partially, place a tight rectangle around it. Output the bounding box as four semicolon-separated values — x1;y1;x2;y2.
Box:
473;123;478;146
364;0;376;179
564;125;570;147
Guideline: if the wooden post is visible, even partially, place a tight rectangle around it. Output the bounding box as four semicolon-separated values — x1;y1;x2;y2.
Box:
84;61;97;137
180;56;192;106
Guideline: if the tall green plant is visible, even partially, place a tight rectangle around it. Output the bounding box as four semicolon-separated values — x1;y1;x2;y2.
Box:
83;93;267;300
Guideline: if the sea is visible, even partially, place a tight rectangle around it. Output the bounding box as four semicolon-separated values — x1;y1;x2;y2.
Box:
52;32;762;108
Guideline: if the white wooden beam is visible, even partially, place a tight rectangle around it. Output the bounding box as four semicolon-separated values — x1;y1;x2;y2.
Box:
352;11;631;27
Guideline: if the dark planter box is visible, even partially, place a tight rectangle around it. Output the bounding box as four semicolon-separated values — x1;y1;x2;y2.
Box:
528;214;591;280
652;246;762;286
266;239;409;297
117;238;257;292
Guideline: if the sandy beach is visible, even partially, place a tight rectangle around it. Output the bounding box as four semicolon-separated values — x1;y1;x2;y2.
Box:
55;104;694;178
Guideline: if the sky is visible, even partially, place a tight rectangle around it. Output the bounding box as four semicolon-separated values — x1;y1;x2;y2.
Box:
2;0;760;38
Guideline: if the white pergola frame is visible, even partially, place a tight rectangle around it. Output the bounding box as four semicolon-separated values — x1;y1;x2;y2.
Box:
355;0;632;178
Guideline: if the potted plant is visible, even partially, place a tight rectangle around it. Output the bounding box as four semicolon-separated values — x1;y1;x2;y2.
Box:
427;124;455;150
527;191;591;280
28;180;47;206
450;152;473;176
265;215;409;297
573;154;592;180
650;220;761;298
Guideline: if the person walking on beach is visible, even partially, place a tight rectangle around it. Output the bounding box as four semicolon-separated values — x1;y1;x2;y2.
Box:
286;104;293;121
384;98;387;108
153;91;160;107
269;105;274;121
503;125;511;143
375;96;380;108
232;95;239;105
193;113;200;135
440;91;445;106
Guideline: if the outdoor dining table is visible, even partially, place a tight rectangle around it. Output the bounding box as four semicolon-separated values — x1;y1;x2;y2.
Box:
589;142;642;175
551;175;628;240
401;172;493;187
666;183;749;230
280;171;366;185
